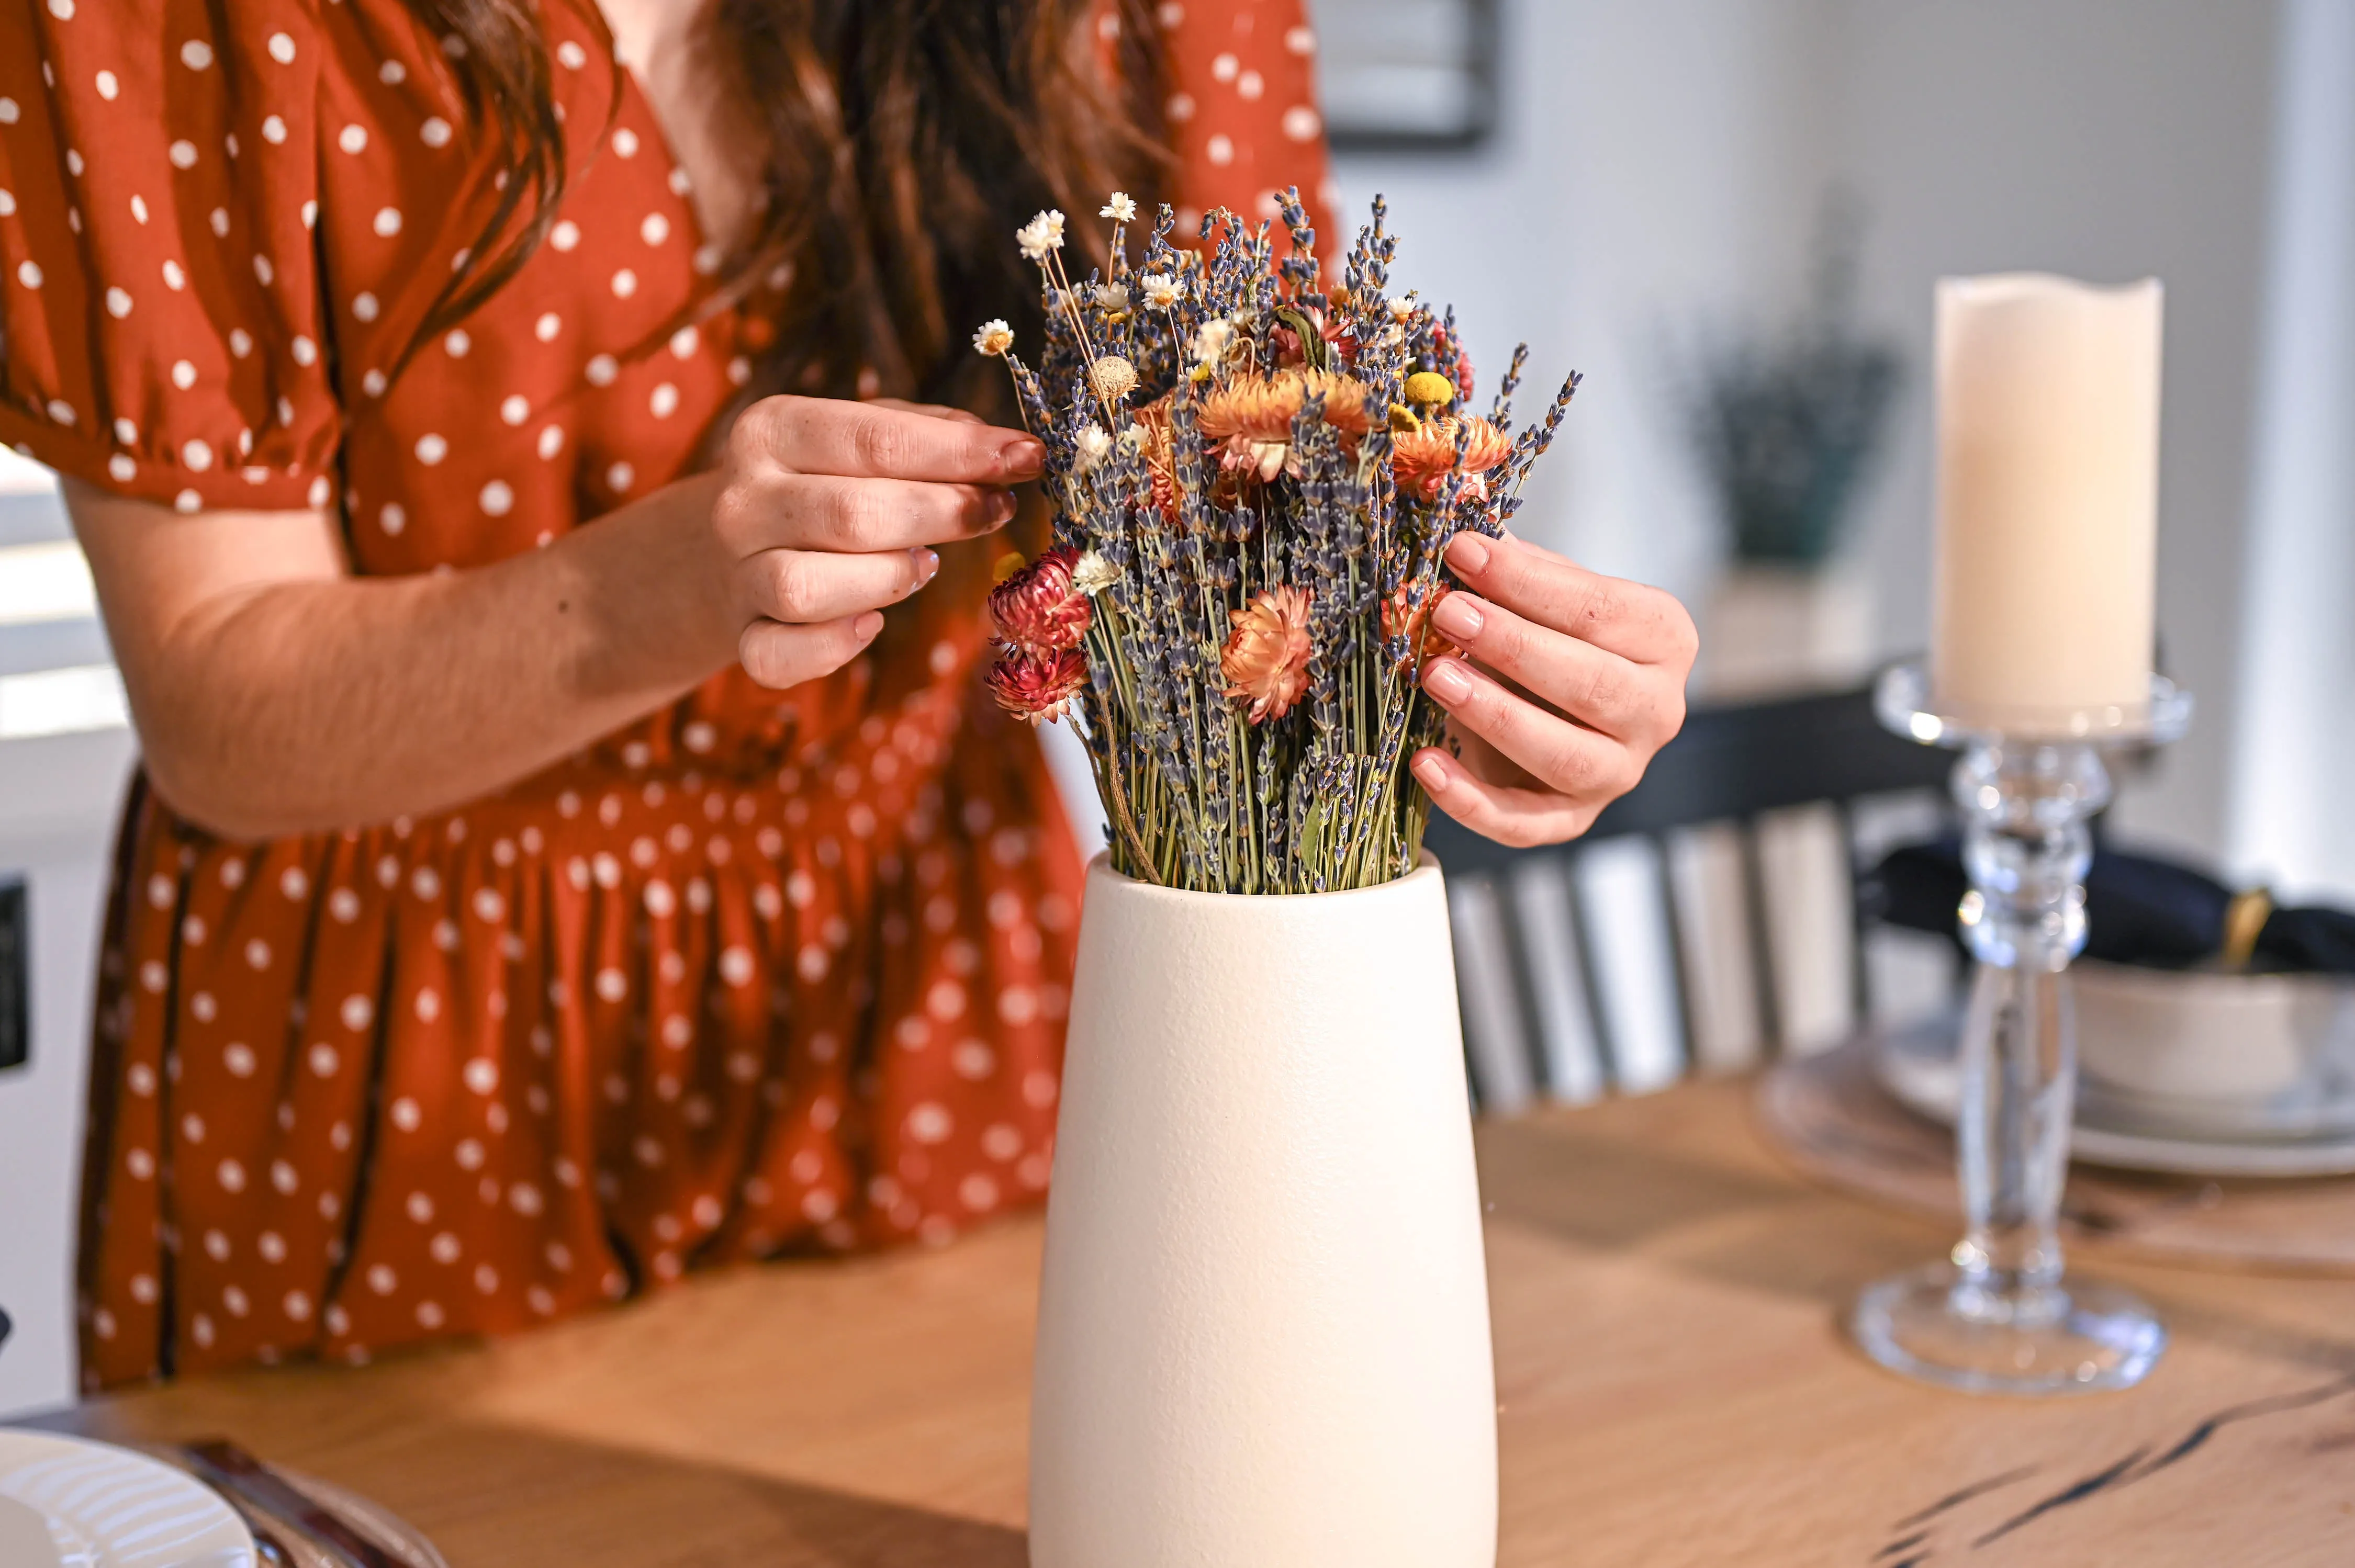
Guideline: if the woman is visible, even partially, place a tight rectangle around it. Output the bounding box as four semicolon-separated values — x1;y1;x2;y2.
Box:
0;0;1695;1389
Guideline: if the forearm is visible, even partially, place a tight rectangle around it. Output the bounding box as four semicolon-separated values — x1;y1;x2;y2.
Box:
68;395;1039;842
88;475;735;840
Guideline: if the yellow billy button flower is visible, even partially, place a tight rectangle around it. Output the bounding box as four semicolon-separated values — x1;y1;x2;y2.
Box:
1403;370;1457;410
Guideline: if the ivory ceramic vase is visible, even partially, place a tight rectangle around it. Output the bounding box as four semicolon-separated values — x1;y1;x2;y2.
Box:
1028;853;1497;1568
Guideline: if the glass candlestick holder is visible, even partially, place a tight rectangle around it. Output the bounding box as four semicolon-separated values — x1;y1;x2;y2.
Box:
1851;662;2191;1395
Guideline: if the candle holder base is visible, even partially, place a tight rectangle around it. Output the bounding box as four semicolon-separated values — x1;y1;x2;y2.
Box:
1852;1262;2166;1396
1853;662;2190;1398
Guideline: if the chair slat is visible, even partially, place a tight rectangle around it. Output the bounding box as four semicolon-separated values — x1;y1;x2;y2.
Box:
1447;875;1540;1114
1506;858;1606;1103
1754;803;1858;1056
1422;683;1961;1111
1573;838;1686;1094
1665;823;1765;1073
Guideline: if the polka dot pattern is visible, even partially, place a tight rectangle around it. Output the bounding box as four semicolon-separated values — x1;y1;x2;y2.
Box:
1152;0;1334;240
2;12;341;507
9;0;1326;1390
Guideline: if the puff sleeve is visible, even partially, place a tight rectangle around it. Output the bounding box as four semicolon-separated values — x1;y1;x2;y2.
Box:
0;2;342;513
1155;0;1336;244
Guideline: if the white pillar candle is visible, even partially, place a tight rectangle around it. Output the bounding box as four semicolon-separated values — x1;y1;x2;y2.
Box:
1930;273;2162;724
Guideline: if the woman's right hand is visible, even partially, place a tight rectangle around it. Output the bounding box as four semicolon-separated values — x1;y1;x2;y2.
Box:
711;395;1044;689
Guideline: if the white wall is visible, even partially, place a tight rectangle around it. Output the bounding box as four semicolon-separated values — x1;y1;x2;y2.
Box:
0;760;122;1418
0;463;133;1417
1826;0;2279;864
1333;0;2287;874
1332;0;1829;608
2227;0;2355;901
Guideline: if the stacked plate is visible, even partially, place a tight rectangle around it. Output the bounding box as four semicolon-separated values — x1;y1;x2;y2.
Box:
0;1431;445;1568
0;1433;254;1568
1878;961;2355;1177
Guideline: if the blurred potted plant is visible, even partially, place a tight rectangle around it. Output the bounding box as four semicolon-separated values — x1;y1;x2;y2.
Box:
1683;203;1902;696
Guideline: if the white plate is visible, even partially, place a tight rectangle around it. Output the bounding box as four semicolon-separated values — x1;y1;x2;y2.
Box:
1877;1020;2355;1178
0;1431;254;1568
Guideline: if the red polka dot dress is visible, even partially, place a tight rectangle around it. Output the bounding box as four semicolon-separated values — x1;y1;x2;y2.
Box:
0;1;1332;1387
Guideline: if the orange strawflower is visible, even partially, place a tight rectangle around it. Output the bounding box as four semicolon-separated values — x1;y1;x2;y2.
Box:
1195;370;1373;481
1133;397;1182;525
1391;415;1513;503
1220;585;1316;723
1382;583;1464;673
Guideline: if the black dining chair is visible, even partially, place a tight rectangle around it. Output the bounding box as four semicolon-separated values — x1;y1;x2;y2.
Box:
1;876;20;1372
1429;682;1966;1113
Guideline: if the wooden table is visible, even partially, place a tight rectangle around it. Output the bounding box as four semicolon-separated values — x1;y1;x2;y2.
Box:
45;1077;2355;1565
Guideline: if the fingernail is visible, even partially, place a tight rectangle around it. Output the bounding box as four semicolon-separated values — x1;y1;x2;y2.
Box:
989;491;1017;524
912;547;939;584
854;611;885;640
1002;438;1045;479
1413;753;1450;793
1431;592;1483;642
1445;533;1492;574
1423;659;1473;703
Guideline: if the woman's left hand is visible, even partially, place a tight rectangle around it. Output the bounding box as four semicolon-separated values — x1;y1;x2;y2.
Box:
1411;531;1698;846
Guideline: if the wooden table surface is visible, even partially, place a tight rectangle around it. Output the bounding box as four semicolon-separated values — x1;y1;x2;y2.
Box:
44;1075;2355;1566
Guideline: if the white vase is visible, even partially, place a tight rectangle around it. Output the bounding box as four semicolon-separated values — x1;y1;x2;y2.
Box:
1029;853;1497;1568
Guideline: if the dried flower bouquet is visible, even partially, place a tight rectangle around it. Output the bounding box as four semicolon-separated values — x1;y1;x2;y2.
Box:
976;189;1578;894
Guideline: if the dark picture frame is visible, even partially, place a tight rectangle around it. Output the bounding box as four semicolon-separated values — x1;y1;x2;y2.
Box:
1317;0;1500;152
0;877;24;1073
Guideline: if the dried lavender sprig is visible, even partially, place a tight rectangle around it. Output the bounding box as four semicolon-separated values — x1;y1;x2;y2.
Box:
1276;186;1319;295
1490;343;1529;430
988;190;1583;892
1504;370;1584;499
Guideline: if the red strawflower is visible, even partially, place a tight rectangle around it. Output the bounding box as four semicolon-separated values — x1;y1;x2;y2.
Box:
987;647;1089;726
1270;304;1359;368
1429;326;1478;406
989;546;1091;653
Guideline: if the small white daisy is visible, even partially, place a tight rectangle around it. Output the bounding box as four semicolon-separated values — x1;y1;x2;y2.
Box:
1192;317;1236;366
1100;191;1138;223
1016;209;1067;263
1140;272;1184;310
972;318;1015;357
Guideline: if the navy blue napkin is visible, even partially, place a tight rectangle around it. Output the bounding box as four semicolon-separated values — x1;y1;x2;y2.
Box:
1864;839;2355;974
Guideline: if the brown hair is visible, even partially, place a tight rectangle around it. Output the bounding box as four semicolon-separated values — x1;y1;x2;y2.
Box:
402;0;1169;421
